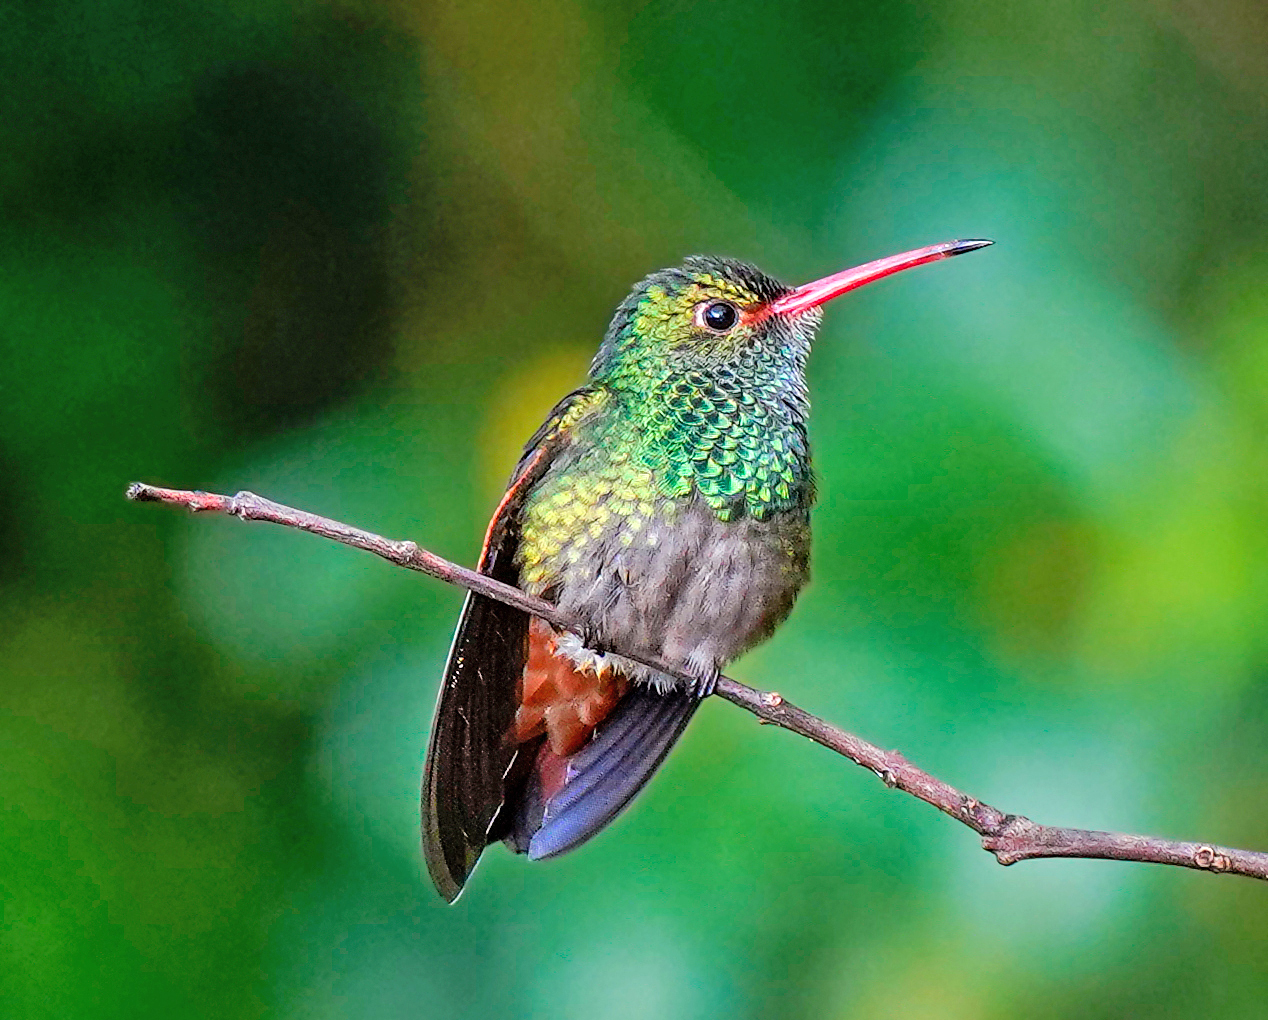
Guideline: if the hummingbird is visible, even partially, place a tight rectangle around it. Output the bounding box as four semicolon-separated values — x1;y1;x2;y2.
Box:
422;238;992;901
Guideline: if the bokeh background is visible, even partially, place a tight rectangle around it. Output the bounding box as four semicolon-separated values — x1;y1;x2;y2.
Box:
5;0;1268;1016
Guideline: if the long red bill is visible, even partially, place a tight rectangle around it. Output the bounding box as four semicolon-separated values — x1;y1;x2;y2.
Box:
769;239;993;318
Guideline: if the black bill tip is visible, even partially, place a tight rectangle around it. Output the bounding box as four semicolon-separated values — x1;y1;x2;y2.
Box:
948;239;994;256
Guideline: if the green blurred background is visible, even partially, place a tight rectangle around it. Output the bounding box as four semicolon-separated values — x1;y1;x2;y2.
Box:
5;0;1268;1016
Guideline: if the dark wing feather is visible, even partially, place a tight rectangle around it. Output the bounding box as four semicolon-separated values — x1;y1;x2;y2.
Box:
422;388;599;902
422;579;529;901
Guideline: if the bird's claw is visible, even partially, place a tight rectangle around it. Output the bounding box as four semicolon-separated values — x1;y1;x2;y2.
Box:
577;623;603;653
556;620;602;653
689;666;720;700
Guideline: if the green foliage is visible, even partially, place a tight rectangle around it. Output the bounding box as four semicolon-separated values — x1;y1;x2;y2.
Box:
5;0;1268;1016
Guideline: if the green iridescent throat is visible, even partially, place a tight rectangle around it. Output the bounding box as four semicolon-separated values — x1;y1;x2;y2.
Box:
596;363;810;523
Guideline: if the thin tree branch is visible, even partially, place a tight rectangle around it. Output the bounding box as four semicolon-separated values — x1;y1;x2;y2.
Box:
126;481;1268;883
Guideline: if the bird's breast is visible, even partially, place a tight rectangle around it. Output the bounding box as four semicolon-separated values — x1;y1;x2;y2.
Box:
516;456;810;684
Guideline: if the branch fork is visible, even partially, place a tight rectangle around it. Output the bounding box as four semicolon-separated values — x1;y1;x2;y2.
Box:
127;481;1268;883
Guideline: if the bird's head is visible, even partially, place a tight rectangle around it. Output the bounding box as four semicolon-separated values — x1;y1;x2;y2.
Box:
591;240;991;382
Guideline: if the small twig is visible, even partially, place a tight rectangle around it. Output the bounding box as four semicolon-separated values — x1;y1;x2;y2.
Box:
126;481;1268;883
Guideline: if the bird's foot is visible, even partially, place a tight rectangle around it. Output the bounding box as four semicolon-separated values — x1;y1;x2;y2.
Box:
688;665;720;700
554;620;602;654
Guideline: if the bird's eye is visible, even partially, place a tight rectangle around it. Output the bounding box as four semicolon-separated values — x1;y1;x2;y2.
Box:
699;301;739;332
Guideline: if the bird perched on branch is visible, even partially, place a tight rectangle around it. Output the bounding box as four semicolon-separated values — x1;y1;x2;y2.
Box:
422;239;992;901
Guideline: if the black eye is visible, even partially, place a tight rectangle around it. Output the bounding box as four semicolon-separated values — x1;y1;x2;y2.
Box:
702;301;739;332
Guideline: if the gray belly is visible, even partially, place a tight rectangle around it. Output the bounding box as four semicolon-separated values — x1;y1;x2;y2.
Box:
528;497;810;687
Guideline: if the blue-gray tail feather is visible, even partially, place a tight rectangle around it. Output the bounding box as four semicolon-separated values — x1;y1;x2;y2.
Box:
505;685;699;860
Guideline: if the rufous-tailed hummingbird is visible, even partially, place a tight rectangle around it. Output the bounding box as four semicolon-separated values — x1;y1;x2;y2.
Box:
423;239;992;901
